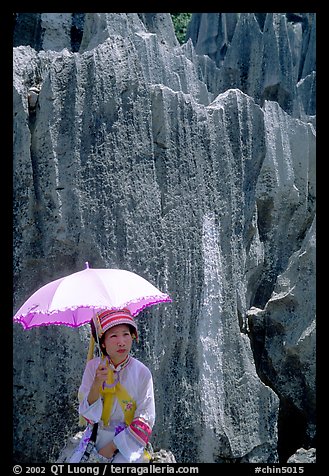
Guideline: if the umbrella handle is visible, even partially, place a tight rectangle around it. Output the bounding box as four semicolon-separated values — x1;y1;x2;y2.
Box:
102;373;119;390
102;359;119;389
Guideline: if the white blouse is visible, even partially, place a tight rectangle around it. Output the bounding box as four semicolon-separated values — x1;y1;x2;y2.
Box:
70;355;155;463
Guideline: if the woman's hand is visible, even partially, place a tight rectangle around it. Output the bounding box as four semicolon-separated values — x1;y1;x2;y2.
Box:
98;440;118;459
94;361;109;386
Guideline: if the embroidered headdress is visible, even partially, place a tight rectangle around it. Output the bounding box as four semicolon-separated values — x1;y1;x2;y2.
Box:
88;309;138;360
94;308;138;340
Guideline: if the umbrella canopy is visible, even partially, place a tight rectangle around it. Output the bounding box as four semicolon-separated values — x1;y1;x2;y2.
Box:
13;263;172;330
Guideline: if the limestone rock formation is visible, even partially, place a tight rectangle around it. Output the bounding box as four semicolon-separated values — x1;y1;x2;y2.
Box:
287;447;316;464
13;13;316;464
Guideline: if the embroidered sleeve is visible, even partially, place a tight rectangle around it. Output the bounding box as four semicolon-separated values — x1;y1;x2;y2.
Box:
127;417;152;445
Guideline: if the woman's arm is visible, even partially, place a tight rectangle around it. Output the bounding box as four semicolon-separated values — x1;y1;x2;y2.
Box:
87;361;109;404
78;358;104;423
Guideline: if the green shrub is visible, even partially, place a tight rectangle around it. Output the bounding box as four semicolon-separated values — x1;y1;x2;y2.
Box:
170;13;192;44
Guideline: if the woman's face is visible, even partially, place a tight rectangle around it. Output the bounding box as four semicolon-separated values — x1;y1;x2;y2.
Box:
102;324;133;365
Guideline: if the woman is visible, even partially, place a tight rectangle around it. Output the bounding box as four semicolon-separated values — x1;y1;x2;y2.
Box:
69;308;155;463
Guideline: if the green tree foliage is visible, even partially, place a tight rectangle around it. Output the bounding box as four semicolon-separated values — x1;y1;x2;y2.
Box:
170;13;192;44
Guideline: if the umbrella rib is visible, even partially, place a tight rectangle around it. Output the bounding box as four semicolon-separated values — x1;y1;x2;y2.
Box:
72;308;77;327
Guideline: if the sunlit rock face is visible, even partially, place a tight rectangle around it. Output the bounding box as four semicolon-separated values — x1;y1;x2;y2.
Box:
13;13;315;463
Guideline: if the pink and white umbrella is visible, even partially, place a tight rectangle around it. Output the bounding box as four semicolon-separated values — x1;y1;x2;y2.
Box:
13;262;172;330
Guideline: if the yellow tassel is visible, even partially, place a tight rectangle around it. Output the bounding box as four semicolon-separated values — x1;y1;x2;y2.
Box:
144;449;152;461
78;391;88;427
87;333;95;363
78;415;87;427
78;334;96;427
